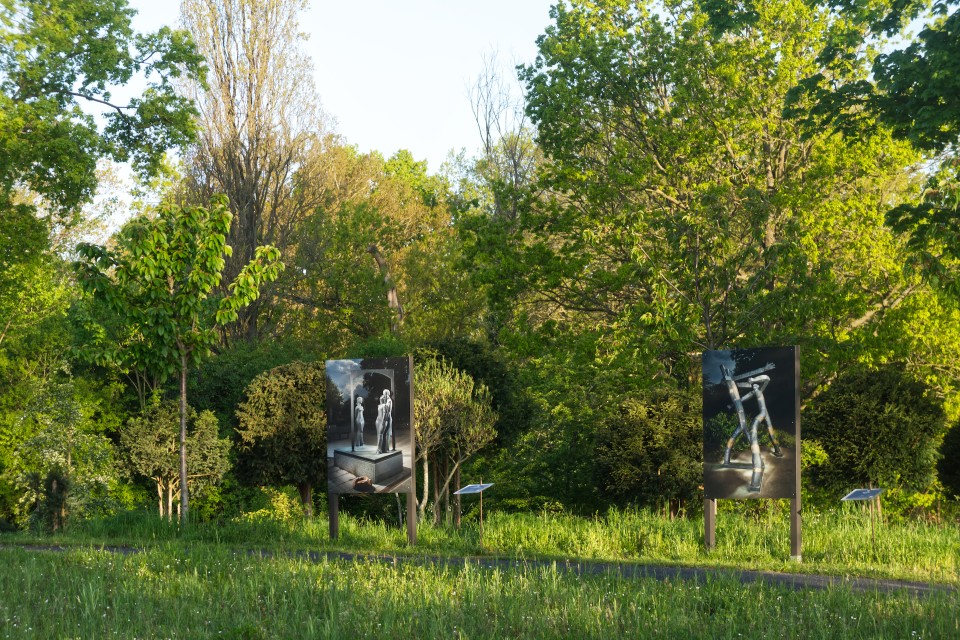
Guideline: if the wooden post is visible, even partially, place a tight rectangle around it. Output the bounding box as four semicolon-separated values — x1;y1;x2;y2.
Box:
790;496;802;560
790;347;802;561
453;467;462;529
406;354;417;546
328;492;339;540
479;486;484;545
704;497;716;550
406;491;417;545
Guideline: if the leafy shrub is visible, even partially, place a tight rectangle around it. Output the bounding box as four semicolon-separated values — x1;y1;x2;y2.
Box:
594;388;702;509
804;364;945;494
235;361;327;517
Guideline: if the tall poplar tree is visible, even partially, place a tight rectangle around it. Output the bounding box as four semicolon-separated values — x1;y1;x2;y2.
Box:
179;0;331;341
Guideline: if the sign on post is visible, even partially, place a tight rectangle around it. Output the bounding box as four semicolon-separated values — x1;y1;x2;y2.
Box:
454;483;494;545
325;356;417;544
702;346;802;559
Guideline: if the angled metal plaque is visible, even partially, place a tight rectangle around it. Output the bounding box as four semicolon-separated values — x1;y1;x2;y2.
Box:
453;483;494;495
841;488;885;501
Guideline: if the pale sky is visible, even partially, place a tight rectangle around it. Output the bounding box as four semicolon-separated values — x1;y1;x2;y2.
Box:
127;0;557;172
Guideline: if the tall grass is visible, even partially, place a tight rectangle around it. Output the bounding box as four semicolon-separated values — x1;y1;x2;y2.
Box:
5;506;958;584
0;544;956;639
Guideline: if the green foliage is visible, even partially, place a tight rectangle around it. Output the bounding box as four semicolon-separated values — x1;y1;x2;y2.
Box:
74;195;283;520
288;201;400;348
0;0;204;217
595;389;703;508
427;337;534;446
234;361;326;516
345;334;408;359
74;196;284;383
189;338;317;430
886;156;960;297
0;208;59;346
232;487;306;525
939;421;960;498
515;0;924;384
782;0;959;153
805;364;947;493
121;400;230;518
776;0;960;300
4;381;120;530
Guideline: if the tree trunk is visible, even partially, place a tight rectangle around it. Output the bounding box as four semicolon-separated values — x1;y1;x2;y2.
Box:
166;482;173;523
156;480;164;519
453;466;461;529
419;456;430;522
179;352;190;524
367;244;404;331
432;454;441;526
298;483;314;518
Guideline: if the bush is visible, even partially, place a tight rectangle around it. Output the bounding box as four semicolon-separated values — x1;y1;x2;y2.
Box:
235;361;327;517
939;422;960;499
594;388;702;510
804;364;945;494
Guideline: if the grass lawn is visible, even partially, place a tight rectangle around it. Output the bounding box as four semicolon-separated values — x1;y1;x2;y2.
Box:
0;544;957;639
1;507;956;638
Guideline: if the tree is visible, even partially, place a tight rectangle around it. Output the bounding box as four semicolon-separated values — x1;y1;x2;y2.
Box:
413;357;497;523
467;51;543;222
285;149;481;352
712;0;960;295
0;0;203;218
180;0;331;341
121;400;230;520
235;361;326;517
511;0;932;391
804;364;946;493
74;196;283;522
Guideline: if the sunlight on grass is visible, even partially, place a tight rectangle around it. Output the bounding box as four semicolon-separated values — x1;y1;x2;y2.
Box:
0;544;957;639
4;506;957;585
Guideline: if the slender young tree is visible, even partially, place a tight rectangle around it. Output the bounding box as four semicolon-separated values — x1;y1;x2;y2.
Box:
413;357;496;523
75;196;283;522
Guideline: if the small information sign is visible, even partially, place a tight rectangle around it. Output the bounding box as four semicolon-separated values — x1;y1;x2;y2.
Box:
841;488;885;501
454;483;494;495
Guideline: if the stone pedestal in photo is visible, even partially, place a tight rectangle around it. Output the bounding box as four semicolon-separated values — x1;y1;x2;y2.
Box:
333;447;402;483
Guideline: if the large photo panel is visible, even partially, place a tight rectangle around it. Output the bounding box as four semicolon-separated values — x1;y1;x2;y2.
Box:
326;357;414;494
702;346;799;499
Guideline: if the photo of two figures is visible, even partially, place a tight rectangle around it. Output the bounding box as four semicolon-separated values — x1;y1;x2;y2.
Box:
352;389;395;454
702;347;799;499
325;357;414;495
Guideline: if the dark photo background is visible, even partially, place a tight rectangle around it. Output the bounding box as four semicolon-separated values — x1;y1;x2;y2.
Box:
702;347;799;499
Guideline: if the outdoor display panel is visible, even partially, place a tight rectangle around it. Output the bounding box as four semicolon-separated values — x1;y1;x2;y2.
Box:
702;346;799;499
326;357;414;494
